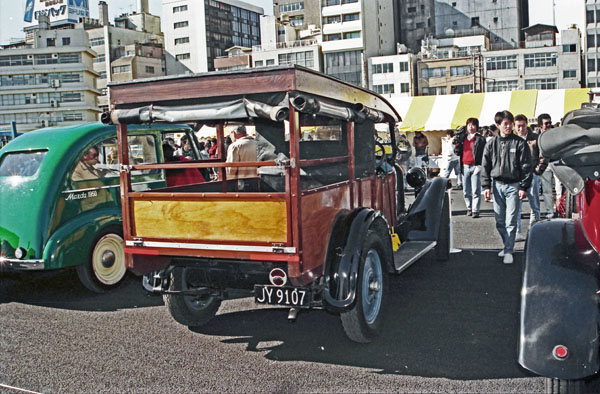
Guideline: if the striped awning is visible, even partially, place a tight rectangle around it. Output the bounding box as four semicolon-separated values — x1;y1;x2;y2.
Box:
395;88;590;132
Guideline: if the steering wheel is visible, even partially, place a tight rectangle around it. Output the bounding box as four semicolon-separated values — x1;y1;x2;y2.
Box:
375;141;387;169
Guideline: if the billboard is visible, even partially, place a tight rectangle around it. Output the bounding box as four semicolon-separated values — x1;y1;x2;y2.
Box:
24;0;90;29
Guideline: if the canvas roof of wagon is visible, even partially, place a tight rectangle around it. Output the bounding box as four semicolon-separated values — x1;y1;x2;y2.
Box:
104;65;401;126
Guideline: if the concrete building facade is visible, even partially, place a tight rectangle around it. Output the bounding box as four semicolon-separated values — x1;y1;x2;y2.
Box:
0;23;100;132
483;26;582;91
321;0;396;87
585;0;600;87
434;0;529;50
395;0;436;54
162;0;263;73
273;0;322;33
368;52;417;96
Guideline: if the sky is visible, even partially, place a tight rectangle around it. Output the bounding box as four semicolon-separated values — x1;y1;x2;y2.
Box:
0;0;586;46
0;0;274;45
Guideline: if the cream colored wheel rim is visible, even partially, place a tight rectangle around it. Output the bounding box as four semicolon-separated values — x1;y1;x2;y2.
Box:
92;234;126;285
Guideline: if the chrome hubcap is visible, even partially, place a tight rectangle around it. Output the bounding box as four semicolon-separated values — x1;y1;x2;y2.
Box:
362;248;383;325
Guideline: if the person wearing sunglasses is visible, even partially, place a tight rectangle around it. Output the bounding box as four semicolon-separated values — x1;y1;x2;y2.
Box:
537;113;561;218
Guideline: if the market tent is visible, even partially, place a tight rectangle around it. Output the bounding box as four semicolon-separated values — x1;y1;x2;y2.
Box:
396;88;590;132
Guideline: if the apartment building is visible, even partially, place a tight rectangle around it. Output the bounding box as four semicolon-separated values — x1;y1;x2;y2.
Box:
321;0;396;87
162;0;263;73
396;0;436;54
368;51;417;96
483;25;582;91
0;21;100;132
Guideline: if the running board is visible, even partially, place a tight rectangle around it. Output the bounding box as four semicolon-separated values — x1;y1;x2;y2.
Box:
393;241;436;273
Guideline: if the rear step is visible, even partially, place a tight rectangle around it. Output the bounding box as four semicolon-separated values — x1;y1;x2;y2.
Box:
393;241;436;273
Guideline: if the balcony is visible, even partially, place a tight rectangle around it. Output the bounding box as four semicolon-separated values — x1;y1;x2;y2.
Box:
252;39;319;53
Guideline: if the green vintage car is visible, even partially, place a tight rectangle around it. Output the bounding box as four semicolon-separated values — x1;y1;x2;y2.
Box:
0;122;197;292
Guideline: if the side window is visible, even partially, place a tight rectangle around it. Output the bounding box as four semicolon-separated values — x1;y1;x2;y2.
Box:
71;138;119;182
128;134;158;176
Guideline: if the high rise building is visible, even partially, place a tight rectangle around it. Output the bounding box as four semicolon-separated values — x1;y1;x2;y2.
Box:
0;17;100;132
162;0;263;73
321;0;396;87
273;0;322;34
585;0;600;87
83;1;166;110
395;0;436;54
434;0;529;50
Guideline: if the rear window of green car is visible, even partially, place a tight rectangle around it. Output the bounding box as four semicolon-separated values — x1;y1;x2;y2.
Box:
0;151;47;177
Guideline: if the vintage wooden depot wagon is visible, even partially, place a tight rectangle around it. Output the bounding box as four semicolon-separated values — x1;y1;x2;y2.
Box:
103;66;449;343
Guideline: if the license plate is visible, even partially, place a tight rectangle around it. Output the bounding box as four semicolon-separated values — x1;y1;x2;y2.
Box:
254;285;311;307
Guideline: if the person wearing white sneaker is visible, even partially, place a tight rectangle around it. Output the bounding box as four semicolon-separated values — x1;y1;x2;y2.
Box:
482;111;532;263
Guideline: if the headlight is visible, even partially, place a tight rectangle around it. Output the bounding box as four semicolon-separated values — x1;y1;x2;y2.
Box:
14;247;27;259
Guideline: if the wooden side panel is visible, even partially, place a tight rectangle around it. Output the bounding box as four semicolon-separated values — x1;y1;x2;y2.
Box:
300;185;351;276
133;199;287;242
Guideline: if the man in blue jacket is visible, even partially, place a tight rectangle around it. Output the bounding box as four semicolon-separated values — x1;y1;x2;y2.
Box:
482;110;532;264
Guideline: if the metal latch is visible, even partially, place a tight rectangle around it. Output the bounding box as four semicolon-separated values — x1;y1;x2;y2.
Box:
119;164;132;173
272;243;285;253
132;237;144;247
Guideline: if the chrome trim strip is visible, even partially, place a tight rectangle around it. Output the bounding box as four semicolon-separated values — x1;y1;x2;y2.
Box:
63;179;164;194
393;241;436;273
0;257;45;270
125;240;296;254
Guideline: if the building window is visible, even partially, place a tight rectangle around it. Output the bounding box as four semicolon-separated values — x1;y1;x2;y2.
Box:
99;71;107;79
525;78;557;90
400;83;409;93
176;53;190;61
407;6;416;12
587;9;594;23
524;52;557;68
342;0;358;3
373;63;394;74
373;84;395;94
63;112;84;121
416;22;425;28
62;37;71;46
563;69;577;78
343;31;360;39
325;50;362;86
47;38;56;47
145;66;155;73
325;15;341;24
562;44;577;53
35;54;58;65
266;59;275;65
89;37;105;47
61;92;82;102
486;80;518;92
254;60;263;67
61;73;82;83
280;1;304;12
450;65;472;76
173;5;188;13
588;34;596;49
278;51;314;68
112;65;132;74
399;61;409;72
471;17;480;27
58;53;81;64
422;86;446;95
174;37;190;45
324;0;340;4
421;67;446;79
324;34;341;41
289;16;304;26
342;13;359;22
588;57;596;72
451;84;471;94
174;21;189;29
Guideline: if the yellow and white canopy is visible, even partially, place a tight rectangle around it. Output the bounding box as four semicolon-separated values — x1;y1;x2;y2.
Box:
389;88;590;132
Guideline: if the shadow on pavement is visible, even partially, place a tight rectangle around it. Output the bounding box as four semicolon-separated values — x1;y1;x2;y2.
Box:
0;269;163;311
192;249;533;381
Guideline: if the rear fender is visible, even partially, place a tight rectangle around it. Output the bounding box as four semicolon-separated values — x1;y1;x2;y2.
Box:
519;219;600;380
406;177;448;242
42;207;122;270
322;208;393;312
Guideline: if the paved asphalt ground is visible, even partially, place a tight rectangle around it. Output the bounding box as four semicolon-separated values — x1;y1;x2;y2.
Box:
0;188;545;393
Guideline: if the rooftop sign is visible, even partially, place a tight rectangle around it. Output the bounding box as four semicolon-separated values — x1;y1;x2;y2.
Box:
24;0;90;30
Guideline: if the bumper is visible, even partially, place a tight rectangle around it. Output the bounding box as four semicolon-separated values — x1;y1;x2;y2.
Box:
0;257;45;270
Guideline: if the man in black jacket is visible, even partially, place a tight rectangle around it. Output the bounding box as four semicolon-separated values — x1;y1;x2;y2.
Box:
453;118;486;217
482;110;532;264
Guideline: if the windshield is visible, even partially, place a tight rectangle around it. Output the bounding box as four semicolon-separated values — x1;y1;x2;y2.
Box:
0;151;47;177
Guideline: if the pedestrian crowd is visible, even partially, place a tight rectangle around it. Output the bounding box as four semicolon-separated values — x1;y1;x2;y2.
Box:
397;110;562;265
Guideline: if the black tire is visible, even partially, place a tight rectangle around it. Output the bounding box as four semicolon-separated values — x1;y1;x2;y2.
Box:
76;227;126;293
545;378;584;394
565;192;575;219
340;230;390;343
435;193;450;261
164;266;221;327
546;375;600;394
